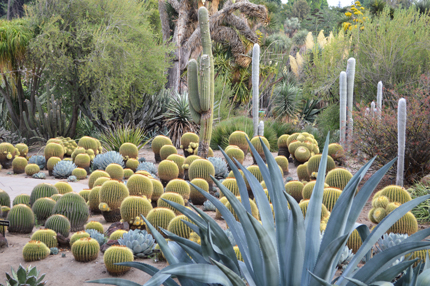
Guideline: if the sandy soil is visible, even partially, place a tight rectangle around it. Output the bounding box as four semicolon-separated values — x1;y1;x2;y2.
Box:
0;146;428;285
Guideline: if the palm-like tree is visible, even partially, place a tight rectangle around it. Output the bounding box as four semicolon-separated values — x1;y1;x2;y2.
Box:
0;19;42;133
159;0;268;92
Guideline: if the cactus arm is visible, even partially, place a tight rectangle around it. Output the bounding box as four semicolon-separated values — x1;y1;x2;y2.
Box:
346;58;355;152
35;96;47;138
396;98;406;187
252;44;260;138
199;7;212;59
370;101;375;118
51;96;57;137
339;71;347;149
22;111;39;138
199;55;211;112
188;59;202;113
46;95;54;138
24;99;36;129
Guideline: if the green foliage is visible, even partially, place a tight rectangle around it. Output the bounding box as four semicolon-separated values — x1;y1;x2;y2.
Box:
97;123;149;152
409;183;430;222
271;81;302;120
211;116;279;151
315;103;340;144
305;8;430;103
291;0;311;20
301;7;343;35
266;33;292;52
26;0;173;128
164;92;199;147
213;75;235;122
292;29;309;46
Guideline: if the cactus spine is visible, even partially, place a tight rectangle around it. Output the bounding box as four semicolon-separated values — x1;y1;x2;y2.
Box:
339;71;347;149
188;7;214;159
252;44;260;137
396;98;406;187
346;58;355;152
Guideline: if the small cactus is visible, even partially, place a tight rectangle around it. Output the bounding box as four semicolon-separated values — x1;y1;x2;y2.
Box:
22;240;51;262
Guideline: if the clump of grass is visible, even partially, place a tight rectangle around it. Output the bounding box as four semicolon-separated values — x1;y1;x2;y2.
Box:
408;183;430;222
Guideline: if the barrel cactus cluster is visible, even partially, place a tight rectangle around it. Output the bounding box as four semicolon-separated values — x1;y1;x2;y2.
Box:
368;185;418;235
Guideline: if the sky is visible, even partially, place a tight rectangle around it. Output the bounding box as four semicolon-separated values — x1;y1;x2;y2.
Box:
282;0;353;7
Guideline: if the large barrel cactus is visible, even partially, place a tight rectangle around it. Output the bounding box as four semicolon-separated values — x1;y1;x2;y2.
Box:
52;192;90;231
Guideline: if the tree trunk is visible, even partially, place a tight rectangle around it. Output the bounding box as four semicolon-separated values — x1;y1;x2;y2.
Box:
158;0;170;42
167;59;180;94
7;0;11;20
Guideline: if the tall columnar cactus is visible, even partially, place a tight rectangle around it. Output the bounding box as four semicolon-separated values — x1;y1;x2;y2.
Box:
397;98;406;187
188;7;214;159
252;43;260;137
346;57;356;152
377;81;383;117
339;71;347;149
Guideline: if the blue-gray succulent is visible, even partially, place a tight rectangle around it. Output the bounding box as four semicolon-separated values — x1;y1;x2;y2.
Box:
208;157;228;179
86;229;107;246
136;162;157;177
67;175;78;182
377;233;409;253
118;229;155;258
203;200;216;212
29;155;46;170
92;151;125;170
52;161;77;178
32;172;46;179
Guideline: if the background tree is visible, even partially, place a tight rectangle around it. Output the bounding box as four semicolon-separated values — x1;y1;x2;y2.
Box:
158;0;269;92
25;0;173;137
291;0;311;20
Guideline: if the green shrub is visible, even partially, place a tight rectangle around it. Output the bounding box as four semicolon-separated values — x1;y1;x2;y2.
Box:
211;116;278;151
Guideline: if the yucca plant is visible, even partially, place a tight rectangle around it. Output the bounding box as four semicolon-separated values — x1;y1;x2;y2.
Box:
97;123;149;152
87;134;430;286
163;92;199;148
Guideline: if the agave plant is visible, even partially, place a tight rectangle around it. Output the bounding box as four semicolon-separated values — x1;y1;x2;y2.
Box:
87;134;430;286
163;92;199;148
97;123;149;152
4;264;46;286
52;161;77;179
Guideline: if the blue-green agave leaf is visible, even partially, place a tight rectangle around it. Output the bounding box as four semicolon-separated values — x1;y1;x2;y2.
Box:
313;234;349;283
371;259;417;283
219;147;251;213
246;212;280;286
238;161;276;248
85;278;142;286
283;191;306;285
345;158;396;232
190;180;253;279
339;194;430;285
161;264;234;286
302;134;330;285
417;268;430;286
349;242;430;285
210;258;247;286
258;137;290;285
